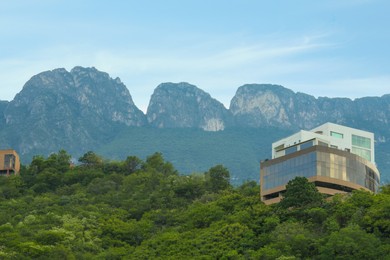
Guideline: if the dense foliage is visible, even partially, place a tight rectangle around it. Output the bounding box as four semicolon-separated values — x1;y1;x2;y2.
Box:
97;127;294;185
0;150;389;259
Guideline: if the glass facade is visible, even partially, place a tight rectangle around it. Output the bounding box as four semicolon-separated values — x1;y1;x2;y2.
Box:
352;147;371;161
262;152;316;190
300;140;313;150
285;146;298;155
352;134;371;149
262;147;380;193
350;134;372;161
317;151;365;187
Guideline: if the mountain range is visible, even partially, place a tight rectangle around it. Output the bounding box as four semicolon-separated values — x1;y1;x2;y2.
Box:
1;66;389;184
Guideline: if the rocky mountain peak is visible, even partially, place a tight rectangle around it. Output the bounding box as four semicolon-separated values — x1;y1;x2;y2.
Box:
146;82;232;131
6;67;146;126
229;84;295;128
2;66;146;156
70;66;146;126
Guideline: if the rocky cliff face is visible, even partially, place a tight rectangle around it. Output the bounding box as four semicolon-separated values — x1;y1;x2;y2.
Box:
229;84;390;139
146;82;232;131
229;84;324;129
230;84;295;128
2;67;146;156
0;101;9;127
70;66;146;126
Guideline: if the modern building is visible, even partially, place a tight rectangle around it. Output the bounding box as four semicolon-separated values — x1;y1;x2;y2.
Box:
0;149;20;176
260;122;380;204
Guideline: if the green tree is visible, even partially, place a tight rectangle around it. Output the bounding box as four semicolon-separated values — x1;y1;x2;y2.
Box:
29;155;46;174
172;174;205;201
205;165;231;193
185;202;224;228
46;150;72;173
319;225;385;259
87;178;117;195
33;168;62;193
143;152;176;176
0;175;24;199
237;180;259;197
101;218;153;246
269;221;319;258
363;193;390;237
379;184;390;195
123;156;143;174
279;177;323;209
78;151;103;167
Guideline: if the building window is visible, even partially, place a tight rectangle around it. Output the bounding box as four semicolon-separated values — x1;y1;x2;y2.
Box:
318;141;328;147
300;140;313;150
262;152;317;190
352;147;371;161
4;154;15;169
330;131;344;139
352;135;371;149
285;146;297;155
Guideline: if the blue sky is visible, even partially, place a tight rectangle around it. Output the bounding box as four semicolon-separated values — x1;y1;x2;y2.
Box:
0;0;389;111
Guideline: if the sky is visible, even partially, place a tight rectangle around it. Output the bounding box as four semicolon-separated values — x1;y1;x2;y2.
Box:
0;0;389;112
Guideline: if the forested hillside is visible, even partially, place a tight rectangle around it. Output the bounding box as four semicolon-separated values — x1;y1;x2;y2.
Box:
97;127;293;185
0;151;389;259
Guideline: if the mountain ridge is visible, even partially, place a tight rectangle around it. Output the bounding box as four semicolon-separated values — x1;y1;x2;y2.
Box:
0;66;389;183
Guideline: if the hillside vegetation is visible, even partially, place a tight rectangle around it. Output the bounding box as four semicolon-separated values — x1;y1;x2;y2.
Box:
97;127;293;185
0;150;389;259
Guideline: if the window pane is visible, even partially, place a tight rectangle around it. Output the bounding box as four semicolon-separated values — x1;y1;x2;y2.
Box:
352;135;371;149
300;140;313;150
352;147;371;161
331;131;344;139
285;146;297;155
4;154;15;168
